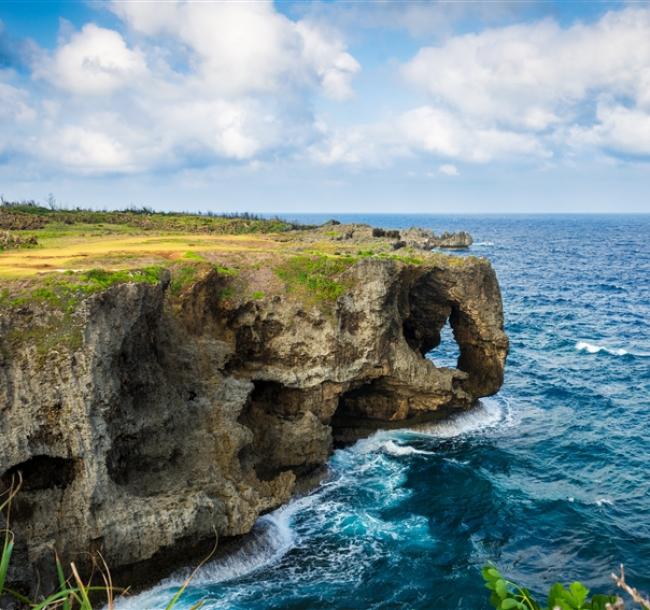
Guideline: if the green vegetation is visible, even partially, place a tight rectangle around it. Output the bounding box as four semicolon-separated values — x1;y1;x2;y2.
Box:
274;254;357;303
483;565;618;610
2;267;165;313
0;200;303;236
183;251;206;261
251;290;265;300
170;265;200;296
0;477;205;609
214;264;238;277
1;266;167;356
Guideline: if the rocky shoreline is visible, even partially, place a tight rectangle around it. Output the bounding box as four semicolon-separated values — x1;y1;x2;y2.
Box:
0;224;507;600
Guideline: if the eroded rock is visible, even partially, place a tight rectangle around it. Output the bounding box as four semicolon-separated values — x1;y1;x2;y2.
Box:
0;255;507;595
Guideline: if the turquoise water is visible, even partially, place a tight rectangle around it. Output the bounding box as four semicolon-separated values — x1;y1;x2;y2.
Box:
119;215;650;610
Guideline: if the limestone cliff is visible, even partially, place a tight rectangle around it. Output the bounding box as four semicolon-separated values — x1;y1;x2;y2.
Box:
0;255;507;595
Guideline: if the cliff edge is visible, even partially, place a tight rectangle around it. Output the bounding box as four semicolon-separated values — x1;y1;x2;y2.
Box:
0;221;507;596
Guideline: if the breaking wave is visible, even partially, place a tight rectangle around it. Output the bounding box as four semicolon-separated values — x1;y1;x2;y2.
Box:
575;341;649;357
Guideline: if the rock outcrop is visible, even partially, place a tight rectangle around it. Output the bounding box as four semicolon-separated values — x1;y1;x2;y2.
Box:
0;255;507;596
319;224;473;249
399;228;473;249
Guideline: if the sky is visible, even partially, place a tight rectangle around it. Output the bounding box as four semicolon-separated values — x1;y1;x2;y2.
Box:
0;0;649;214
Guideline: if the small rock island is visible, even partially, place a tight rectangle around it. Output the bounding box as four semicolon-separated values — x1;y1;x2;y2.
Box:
0;207;507;596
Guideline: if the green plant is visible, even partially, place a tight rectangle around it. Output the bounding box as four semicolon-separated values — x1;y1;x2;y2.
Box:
482;565;618;610
183;251;206;261
274;254;356;303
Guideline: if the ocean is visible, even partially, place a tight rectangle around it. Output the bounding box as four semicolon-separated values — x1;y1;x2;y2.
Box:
117;214;650;610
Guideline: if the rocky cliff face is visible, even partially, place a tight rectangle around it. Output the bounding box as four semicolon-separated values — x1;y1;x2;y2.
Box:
0;256;507;595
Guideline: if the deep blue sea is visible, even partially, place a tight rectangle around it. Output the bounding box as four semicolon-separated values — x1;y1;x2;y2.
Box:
119;215;650;610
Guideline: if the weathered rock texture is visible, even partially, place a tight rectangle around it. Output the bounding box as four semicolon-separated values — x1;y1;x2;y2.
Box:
0;256;507;596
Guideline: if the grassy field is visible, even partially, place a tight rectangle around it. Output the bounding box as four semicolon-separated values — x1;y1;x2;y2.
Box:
0;201;473;319
0;202;305;278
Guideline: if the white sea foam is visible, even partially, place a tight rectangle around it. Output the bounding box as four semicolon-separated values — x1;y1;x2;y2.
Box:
381;440;435;456
111;495;316;610
575;341;627;356
473;241;495;247
596;497;613;507
408;396;513;439
575;341;649;357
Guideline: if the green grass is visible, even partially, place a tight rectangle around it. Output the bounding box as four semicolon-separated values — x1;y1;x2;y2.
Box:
3;266;165;313
170;265;200;296
2;266;167;356
183;251;206;261
213;264;238;277
275;254;357;303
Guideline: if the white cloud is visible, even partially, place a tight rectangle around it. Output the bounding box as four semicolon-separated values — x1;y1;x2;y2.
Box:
308;7;650;169
402;8;650;132
38;24;147;94
110;0;359;99
12;1;361;175
569;103;650;157
42;126;135;173
438;163;459;176
0;81;35;122
296;22;360;100
310;106;549;168
3;2;650;181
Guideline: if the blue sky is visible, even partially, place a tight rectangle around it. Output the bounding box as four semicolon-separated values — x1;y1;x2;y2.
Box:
0;0;648;213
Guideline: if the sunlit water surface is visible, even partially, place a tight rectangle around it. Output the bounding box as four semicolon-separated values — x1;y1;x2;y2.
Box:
117;215;650;610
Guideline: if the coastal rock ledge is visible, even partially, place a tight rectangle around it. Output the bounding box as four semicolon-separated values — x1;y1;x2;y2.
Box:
0;256;507;595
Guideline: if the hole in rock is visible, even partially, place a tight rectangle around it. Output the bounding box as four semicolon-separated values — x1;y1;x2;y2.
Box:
426;319;460;369
2;456;76;492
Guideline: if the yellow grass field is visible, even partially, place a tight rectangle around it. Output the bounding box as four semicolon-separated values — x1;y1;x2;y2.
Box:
0;232;286;278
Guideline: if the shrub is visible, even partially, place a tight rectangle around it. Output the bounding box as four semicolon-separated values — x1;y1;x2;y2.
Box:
482;565;622;610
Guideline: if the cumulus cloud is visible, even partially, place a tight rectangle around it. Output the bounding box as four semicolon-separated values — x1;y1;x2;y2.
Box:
7;0;361;176
309;6;650;169
37;24;147;94
0;81;35;122
568;103;650;157
1;2;650;181
110;0;359;99
309;105;549;168
401;7;650;159
398;106;548;161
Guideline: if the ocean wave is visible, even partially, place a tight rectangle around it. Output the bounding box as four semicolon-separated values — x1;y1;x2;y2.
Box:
382;440;435;456
188;507;300;586
473;241;495;247
408;396;513;439
354;435;435;457
575;341;649;357
111;495;315;610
